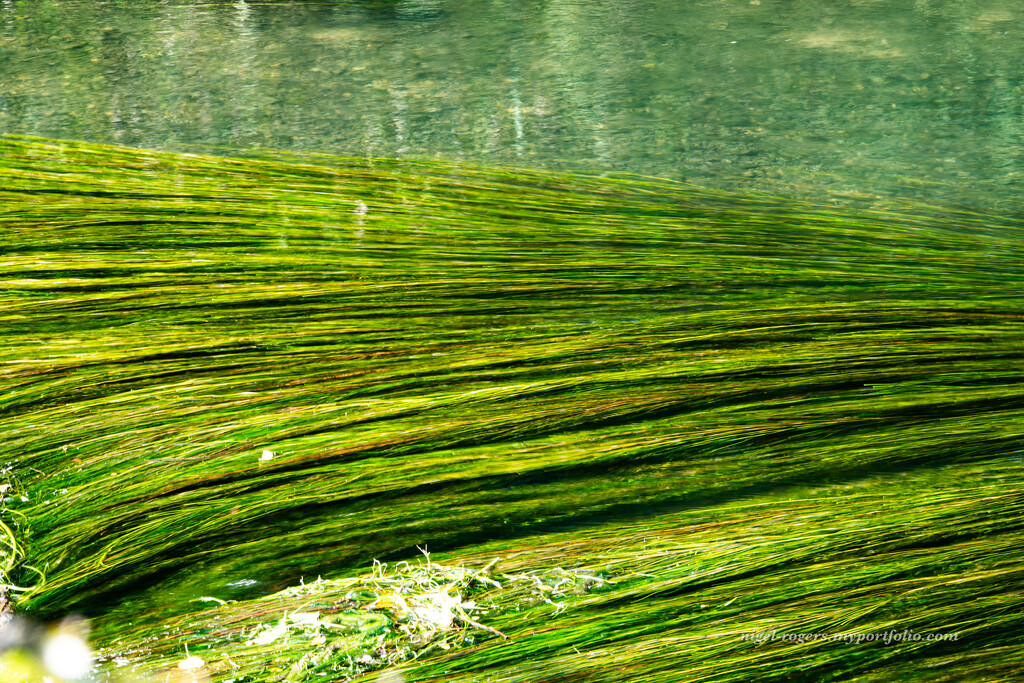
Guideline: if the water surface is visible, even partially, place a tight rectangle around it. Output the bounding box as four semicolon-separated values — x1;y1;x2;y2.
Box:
2;0;1023;207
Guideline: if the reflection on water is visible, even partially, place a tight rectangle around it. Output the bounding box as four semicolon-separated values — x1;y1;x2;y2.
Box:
2;0;1023;206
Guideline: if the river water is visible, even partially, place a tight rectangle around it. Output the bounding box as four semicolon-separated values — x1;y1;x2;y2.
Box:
2;0;1023;209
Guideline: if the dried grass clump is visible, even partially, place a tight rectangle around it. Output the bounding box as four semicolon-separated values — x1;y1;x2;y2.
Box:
94;551;610;682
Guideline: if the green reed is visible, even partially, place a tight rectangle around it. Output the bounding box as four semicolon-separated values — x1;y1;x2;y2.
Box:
0;135;1022;681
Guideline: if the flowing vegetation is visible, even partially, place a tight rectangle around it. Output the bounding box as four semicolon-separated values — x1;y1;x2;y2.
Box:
0;135;1022;681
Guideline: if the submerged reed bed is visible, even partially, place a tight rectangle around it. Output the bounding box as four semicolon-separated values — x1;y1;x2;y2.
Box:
0;134;1022;681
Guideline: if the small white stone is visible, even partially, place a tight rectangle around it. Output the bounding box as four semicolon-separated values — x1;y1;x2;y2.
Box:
178;655;206;670
260;450;274;461
41;632;94;680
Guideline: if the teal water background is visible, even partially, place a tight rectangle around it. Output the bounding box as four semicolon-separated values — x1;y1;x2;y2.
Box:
2;0;1023;208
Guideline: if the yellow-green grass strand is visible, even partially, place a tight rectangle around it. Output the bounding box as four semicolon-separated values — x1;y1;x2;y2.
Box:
1;135;1022;682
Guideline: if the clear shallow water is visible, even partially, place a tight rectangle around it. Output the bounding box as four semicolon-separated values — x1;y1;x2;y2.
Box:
2;0;1023;209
